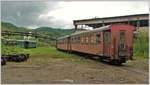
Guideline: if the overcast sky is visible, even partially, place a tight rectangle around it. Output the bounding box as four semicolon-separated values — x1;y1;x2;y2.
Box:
1;1;149;29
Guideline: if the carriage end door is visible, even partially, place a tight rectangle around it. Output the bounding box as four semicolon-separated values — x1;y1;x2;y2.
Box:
118;30;127;57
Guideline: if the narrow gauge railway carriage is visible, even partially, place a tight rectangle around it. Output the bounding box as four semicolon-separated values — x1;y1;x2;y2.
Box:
2;39;37;48
56;24;135;64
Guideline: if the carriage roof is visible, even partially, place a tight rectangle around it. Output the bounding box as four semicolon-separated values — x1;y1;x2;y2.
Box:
57;25;111;40
71;25;111;36
2;39;36;42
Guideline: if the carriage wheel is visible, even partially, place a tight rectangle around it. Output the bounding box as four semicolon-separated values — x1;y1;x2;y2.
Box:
110;60;122;65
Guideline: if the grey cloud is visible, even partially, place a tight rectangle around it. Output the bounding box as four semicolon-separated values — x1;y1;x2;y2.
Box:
1;1;58;28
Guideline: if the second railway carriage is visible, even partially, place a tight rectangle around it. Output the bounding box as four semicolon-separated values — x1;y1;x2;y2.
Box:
2;39;37;48
57;24;135;64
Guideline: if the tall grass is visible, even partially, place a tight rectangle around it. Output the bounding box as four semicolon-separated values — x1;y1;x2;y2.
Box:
133;29;149;58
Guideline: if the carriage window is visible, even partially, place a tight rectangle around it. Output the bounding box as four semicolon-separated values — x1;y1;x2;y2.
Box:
63;39;65;44
77;36;80;43
86;34;91;44
71;38;73;43
75;36;79;44
91;34;95;44
73;37;75;43
60;39;63;44
63;39;64;44
83;35;86;44
74;37;76;43
65;39;66;43
120;31;126;44
81;36;84;43
89;34;92;44
58;40;60;44
85;36;87;44
76;36;78;43
96;33;101;43
79;37;81;43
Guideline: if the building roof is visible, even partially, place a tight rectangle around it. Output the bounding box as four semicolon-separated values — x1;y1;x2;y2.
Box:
74;13;149;23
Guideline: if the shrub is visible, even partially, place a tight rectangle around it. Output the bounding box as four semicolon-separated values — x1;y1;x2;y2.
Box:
133;29;149;58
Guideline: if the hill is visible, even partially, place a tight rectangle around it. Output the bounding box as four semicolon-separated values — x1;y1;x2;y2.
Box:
1;22;75;38
34;27;74;38
1;22;31;32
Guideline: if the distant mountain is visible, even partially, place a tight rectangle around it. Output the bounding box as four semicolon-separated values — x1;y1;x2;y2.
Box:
1;22;75;38
34;27;75;38
1;22;32;32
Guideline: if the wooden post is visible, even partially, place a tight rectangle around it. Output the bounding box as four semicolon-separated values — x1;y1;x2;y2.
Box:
128;19;130;24
102;21;105;26
74;25;77;32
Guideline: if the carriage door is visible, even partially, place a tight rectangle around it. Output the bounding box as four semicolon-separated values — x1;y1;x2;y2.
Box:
103;30;111;57
118;30;126;57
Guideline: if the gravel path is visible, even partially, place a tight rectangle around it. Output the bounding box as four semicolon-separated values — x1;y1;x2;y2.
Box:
1;57;149;84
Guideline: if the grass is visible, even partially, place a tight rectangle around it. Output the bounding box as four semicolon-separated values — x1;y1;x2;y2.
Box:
27;47;74;58
1;45;84;64
133;29;149;59
27;47;84;63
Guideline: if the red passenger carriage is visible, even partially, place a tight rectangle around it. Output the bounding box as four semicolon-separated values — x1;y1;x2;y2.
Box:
57;24;135;64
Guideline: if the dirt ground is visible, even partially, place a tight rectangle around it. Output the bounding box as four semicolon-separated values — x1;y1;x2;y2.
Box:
1;56;149;84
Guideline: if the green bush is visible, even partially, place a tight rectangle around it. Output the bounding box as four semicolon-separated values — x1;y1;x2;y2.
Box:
1;45;29;55
133;29;149;58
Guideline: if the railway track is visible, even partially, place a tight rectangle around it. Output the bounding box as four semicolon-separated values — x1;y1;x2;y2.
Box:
82;55;148;77
120;66;148;76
